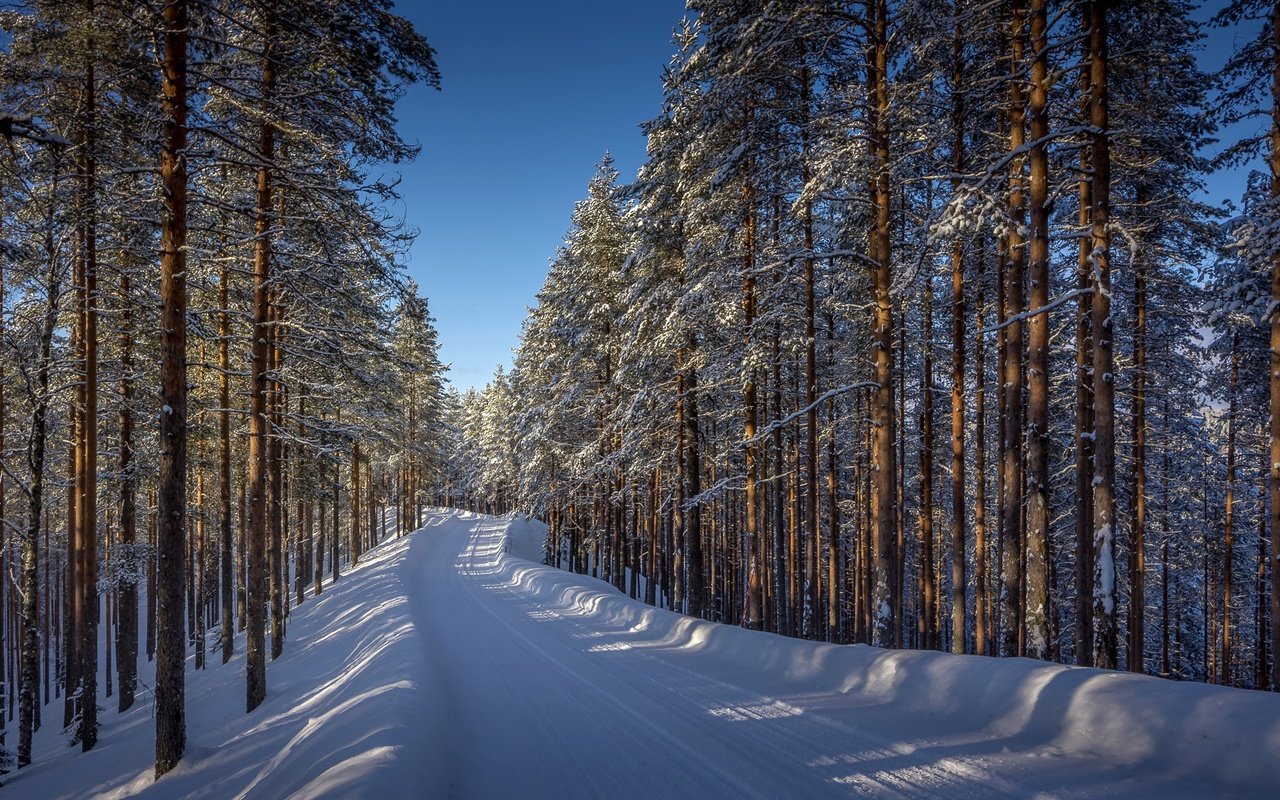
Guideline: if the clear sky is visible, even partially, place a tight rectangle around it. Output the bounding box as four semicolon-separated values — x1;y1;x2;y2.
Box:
390;1;689;390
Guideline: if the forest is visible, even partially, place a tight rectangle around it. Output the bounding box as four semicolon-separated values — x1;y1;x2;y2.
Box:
0;0;449;778
1;0;1278;788
448;0;1280;701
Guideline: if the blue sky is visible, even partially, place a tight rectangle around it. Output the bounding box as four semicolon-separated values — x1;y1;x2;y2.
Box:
390;1;689;390
389;1;1259;392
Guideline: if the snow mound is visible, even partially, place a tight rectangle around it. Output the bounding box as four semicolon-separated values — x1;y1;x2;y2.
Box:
501;512;549;563
484;514;1280;798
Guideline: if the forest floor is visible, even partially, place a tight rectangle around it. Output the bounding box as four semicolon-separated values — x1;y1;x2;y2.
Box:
8;509;1279;799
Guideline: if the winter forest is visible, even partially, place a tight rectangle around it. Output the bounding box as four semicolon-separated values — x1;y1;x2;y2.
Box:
0;0;1278;795
456;0;1279;691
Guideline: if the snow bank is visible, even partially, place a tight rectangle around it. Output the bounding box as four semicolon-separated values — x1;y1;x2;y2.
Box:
501;512;549;564
484;516;1280;797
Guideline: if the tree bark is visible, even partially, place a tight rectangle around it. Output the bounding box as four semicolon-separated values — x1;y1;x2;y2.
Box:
1222;332;1238;686
1268;0;1279;694
155;0;189;775
117;263;138;711
1024;0;1052;661
743;102;762;631
269;270;285;659
76;3;101;748
869;0;897;649
245;9;277;713
919;250;937;651
220;255;234;662
975;246;988;656
949;5;967;655
1001;0;1028;659
1074;0;1096;665
1088;0;1118;671
1129;238;1147;673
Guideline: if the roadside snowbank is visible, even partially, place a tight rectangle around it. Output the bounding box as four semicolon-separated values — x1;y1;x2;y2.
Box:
485;515;1280;797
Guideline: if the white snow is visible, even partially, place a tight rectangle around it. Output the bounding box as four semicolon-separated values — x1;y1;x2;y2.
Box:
9;509;1279;798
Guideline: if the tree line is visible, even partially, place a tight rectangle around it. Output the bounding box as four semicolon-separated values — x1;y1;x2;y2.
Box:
0;0;446;777
449;0;1280;693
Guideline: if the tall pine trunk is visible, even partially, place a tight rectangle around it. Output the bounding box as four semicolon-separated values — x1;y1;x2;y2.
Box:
869;0;897;649
220;257;234;662
1088;0;1118;670
1268;0;1279;694
116;264;137;711
245;10;277;713
1001;0;1028;659
1024;0;1052;660
949;6;967;654
1222;332;1238;685
155;0;190;775
1129;242;1147;673
1074;0;1096;664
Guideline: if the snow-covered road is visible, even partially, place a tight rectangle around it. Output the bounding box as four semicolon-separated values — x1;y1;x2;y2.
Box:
410;513;1015;799
10;509;1279;799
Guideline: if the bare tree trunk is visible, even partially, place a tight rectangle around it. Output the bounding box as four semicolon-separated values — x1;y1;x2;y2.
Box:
1088;0;1118;670
155;0;190;775
949;6;967;654
919;254;937;650
1001;0;1028;659
867;0;897;649
1024;0;1052;661
1268;0;1279;694
351;442;362;567
220;257;234;663
245;9;277;714
269;281;285;659
116;263;138;711
975;246;988;656
1129;242;1148;673
1161;401;1171;678
75;4;101;748
1074;0;1096;665
195;465;206;669
1222;332;1238;686
743;105;763;631
684;340;704;619
1258;427;1269;689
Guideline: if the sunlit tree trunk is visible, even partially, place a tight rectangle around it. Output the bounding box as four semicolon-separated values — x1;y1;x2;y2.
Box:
1000;0;1028;659
869;0;897;649
245;9;277;713
220;256;234;663
1088;0;1118;670
155;0;190;775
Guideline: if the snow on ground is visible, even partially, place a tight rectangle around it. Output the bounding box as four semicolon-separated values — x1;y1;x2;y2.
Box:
8;509;1280;799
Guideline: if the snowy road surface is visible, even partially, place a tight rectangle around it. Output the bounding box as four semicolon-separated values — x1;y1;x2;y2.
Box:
10;509;1279;799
